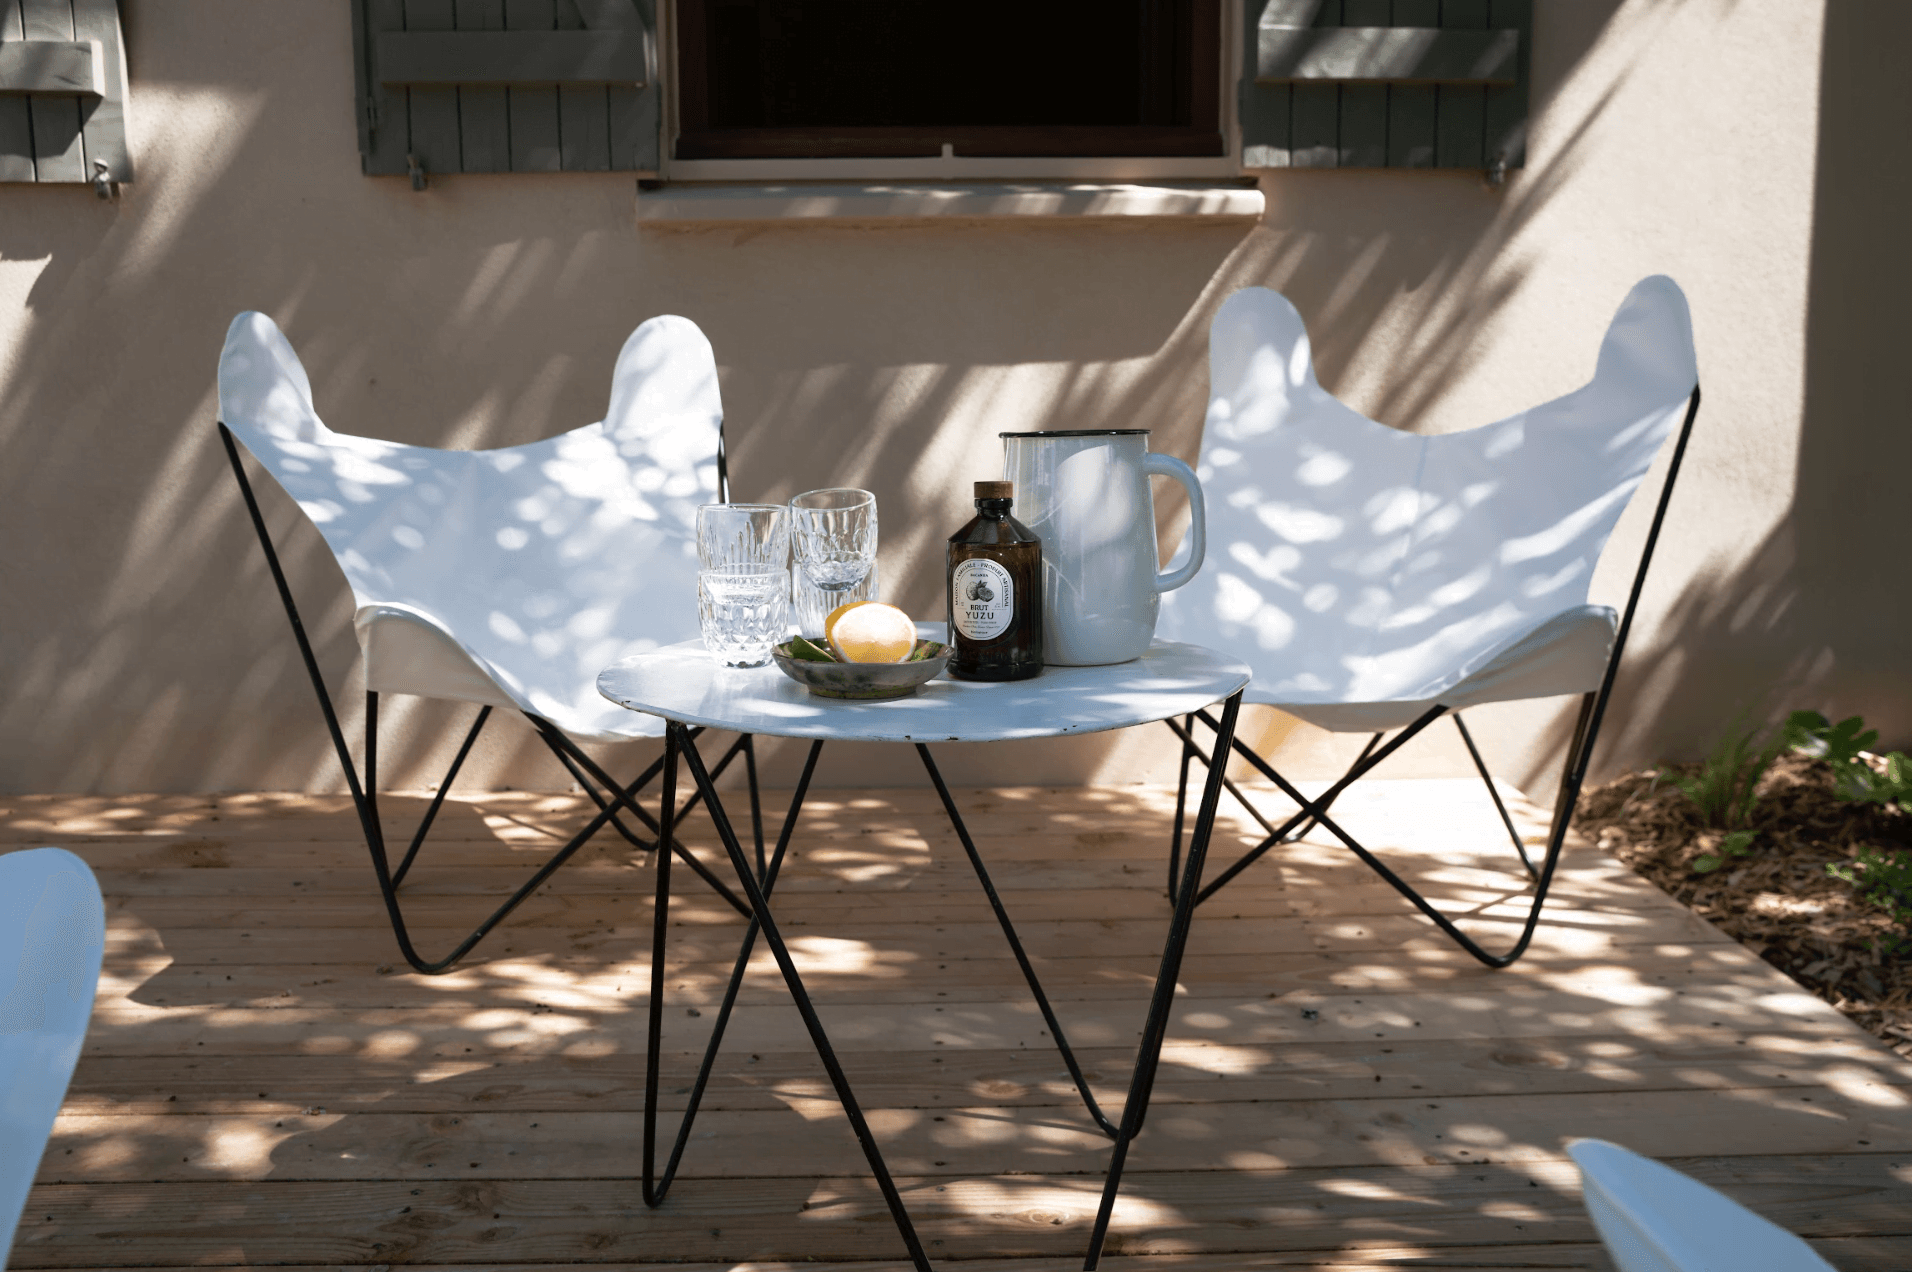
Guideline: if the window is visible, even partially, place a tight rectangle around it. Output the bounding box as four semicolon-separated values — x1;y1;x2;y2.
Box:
673;0;1222;161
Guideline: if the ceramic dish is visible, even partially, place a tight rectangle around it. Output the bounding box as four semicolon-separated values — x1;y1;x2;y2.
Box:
771;639;951;700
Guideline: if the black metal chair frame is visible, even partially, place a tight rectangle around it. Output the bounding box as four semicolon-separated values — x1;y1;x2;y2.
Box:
1155;385;1702;975
605;700;1245;1272
219;421;761;974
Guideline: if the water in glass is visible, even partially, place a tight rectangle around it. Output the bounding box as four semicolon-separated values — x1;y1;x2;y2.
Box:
697;504;790;666
789;488;878;638
698;566;787;667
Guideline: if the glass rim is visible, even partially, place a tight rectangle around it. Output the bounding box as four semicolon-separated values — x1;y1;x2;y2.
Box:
789;487;876;511
698;502;788;514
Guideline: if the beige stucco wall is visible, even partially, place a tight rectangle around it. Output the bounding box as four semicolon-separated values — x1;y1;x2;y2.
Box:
0;0;1894;797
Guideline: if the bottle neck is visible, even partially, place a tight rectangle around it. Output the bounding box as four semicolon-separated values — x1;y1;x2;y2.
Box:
974;498;1012;521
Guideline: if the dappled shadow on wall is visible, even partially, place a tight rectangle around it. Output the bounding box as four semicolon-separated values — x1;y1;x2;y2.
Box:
0;2;1632;794
1787;0;1912;749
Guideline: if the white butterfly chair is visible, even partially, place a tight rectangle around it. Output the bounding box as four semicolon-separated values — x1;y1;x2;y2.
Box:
0;848;105;1270
1569;1140;1839;1272
1154;276;1701;967
217;312;758;974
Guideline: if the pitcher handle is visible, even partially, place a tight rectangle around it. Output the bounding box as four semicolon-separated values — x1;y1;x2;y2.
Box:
1145;451;1205;593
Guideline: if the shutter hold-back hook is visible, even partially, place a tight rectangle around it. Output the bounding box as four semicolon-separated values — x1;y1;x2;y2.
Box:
91;159;118;200
407;153;428;192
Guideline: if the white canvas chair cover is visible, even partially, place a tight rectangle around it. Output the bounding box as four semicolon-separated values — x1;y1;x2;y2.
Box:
0;848;104;1269
1569;1139;1838;1272
1158;276;1699;731
217;311;723;742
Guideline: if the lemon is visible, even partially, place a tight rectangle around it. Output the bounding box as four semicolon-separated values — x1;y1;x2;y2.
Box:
827;602;917;664
823;599;874;648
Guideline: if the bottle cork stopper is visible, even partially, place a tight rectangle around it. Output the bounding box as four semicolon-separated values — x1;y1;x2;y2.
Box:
974;480;1013;500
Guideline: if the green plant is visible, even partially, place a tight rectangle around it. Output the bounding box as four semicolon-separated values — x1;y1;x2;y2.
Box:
1827;846;1912;956
1668;714;1808;830
1788;710;1912;807
1692;828;1757;874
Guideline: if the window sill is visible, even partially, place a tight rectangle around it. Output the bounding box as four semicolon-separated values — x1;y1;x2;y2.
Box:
635;180;1266;226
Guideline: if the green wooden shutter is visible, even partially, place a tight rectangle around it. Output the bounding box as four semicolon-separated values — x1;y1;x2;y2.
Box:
353;0;658;181
0;0;131;187
1240;0;1530;175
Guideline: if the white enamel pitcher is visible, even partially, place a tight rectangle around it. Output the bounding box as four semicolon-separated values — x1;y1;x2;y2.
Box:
1000;429;1206;666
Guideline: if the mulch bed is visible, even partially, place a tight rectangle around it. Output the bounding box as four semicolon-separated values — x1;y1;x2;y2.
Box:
1574;753;1912;1058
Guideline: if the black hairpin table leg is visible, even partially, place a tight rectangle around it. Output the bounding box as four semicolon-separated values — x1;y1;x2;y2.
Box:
916;742;1119;1138
1083;691;1243;1270
644;734;825;1204
664;721;933;1272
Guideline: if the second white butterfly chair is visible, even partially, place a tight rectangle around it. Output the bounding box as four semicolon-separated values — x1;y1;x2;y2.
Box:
0;848;105;1271
1569;1139;1839;1272
217;312;758;973
1154;277;1701;966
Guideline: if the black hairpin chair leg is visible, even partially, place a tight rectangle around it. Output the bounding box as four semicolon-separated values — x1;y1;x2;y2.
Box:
222;421;756;973
1149;386;1700;968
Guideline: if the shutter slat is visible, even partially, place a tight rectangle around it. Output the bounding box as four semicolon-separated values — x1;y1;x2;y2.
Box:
1433;0;1486;169
1338;82;1384;166
555;0;610;171
0;40;99;94
1241;0;1521;174
405;0;462;176
1256;25;1517;83
1288;0;1340;168
359;0;412;176
375;29;648;85
604;0;654;172
0;0;32;181
504;0;560;173
71;0;127;181
454;0;508;174
1385;0;1437;166
1482;0;1529;172
1336;0;1388;166
1240;1;1293;168
21;0;82;182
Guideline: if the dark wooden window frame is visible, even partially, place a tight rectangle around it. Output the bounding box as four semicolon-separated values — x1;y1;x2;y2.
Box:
672;0;1224;161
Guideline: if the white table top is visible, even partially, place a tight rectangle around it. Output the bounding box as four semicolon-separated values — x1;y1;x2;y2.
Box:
597;630;1250;744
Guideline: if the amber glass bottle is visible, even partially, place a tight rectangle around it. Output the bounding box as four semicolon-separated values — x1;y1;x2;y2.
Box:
946;480;1043;681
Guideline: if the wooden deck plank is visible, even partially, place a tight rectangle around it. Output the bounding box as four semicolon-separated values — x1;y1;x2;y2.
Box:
62;1028;1911;1115
98;907;1727;969
80;978;1857;1060
13;1158;1911;1266
41;1084;1912;1183
10;781;1911;1270
94;942;1778;1012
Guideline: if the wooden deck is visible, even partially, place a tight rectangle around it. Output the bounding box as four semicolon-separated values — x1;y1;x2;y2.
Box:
5;779;1911;1271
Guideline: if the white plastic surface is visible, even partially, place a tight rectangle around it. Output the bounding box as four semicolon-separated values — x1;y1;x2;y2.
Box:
218;312;726;741
1156;277;1699;731
0;849;105;1270
1568;1139;1839;1272
598;625;1249;743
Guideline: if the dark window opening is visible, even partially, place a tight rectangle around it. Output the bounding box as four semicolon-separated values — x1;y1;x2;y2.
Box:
676;0;1222;160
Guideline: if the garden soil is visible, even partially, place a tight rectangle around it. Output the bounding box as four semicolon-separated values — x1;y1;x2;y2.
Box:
1575;753;1912;1058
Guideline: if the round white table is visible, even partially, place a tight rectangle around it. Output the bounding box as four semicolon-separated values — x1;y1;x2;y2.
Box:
596;635;1250;1272
597;631;1250;744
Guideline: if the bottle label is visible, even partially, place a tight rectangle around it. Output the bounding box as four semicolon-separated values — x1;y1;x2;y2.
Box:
952;558;1014;641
